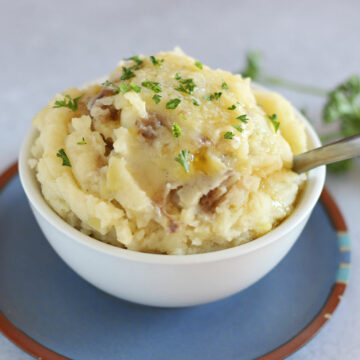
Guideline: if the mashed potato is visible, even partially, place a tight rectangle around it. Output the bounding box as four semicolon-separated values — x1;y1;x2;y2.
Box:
30;48;307;254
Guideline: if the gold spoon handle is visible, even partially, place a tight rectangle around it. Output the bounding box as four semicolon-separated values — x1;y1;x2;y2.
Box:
292;134;360;173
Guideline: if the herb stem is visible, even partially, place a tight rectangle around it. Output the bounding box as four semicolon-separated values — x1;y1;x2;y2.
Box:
261;76;328;97
320;131;344;144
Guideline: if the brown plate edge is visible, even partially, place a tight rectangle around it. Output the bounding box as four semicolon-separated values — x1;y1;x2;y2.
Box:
0;163;350;360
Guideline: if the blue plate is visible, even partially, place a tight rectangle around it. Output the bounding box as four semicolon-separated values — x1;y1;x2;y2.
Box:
0;166;351;360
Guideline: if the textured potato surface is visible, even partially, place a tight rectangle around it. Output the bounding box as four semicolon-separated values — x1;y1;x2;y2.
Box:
30;48;307;254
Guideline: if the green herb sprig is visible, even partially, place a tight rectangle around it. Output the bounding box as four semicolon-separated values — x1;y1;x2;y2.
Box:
237;114;248;123
232;124;243;133
222;81;229;90
53;95;82;112
224;131;234;139
77;137;87;145
204;92;222;101
195;61;203;69
241;51;360;173
175;74;196;95
268;114;280;132
171;122;182;137
124;56;144;70
166;98;181;109
175;149;190;172
152;94;161;104
150;55;164;67
56;149;71;167
142;80;162;93
121;66;136;80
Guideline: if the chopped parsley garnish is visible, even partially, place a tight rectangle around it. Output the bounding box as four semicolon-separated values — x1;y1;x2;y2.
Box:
103;80;140;94
204;94;214;101
193;99;200;106
232;124;243;133
124;55;143;70
195;61;203;69
227;104;236;110
171;122;182;137
174;149;190;173
204;92;222;101
240;50;359;173
222;81;229;90
242;51;262;79
141;79;162;93
56;148;71;167
150;55;164;67
268;113;280;132
224;131;234;139
121;66;136;80
119;82;131;93
174;74;196;95
130;83;141;93
77;137;87;145
166;98;181;109
102;80;121;94
53;94;82;112
236;114;248;123
152;94;161;104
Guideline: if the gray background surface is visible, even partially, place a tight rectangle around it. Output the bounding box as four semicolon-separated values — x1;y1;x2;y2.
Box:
1;0;359;359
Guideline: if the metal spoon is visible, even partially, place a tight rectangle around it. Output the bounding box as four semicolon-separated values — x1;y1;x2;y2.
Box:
292;134;360;173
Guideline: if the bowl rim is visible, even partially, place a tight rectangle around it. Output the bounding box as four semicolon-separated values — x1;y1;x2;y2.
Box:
19;85;326;265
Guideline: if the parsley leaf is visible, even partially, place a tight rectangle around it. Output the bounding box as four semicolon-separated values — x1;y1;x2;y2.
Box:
328;159;354;173
195;61;203;69
174;149;190;172
77;137;87;145
193;99;200;106
322;75;360;172
103;80;140;94
142;79;162;93
222;81;229;90
204;94;214;101
268;113;280;132
53;94;82;112
130;83;141;93
166;98;181;109
204;92;222;101
232;124;243;133
171;122;182;137
102;80;121;94
241;51;327;96
174;74;196;94
150;55;164;67
119;83;131;93
228;104;236;110
121;66;136;80
240;51;359;173
56;148;71;167
236;114;248;123
152;94;161;104
224;131;234;139
124;55;143;70
242;51;262;80
323;75;360;133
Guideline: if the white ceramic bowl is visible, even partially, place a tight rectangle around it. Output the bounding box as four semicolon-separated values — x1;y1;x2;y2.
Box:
19;101;325;308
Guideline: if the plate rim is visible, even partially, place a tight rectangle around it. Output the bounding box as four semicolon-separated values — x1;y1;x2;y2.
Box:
0;162;351;360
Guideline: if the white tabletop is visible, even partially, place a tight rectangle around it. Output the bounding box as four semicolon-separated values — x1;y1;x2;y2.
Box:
1;0;359;359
